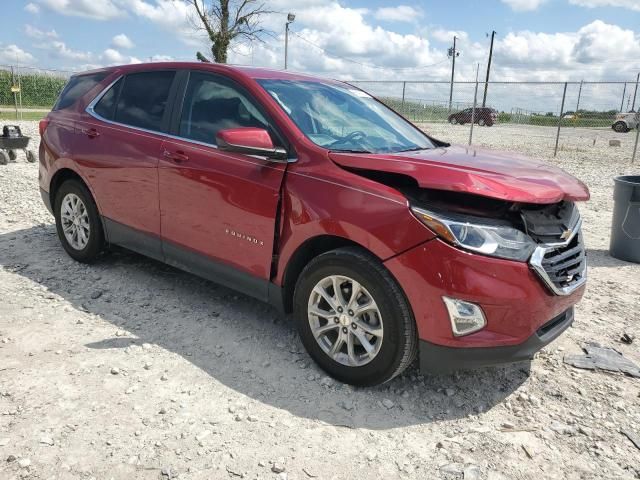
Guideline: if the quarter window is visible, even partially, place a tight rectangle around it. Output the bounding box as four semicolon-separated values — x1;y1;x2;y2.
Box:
53;72;108;111
114;71;175;131
179;72;270;145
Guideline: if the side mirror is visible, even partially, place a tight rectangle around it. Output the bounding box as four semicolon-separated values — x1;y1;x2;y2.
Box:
216;128;288;161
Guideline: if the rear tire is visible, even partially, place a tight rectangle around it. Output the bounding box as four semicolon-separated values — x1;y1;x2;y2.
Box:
8;150;17;161
612;121;628;133
54;179;105;263
478;119;486;126
293;247;417;386
450;118;458;125
26;150;36;163
0;151;8;165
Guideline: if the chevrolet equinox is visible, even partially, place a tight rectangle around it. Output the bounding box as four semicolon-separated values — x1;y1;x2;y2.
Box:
39;63;588;386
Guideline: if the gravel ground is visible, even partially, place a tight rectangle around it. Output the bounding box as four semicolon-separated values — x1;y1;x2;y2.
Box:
1;121;639;480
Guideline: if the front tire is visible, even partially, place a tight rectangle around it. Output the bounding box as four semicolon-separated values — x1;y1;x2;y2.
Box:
293;247;417;386
450;118;458;125
478;118;486;126
54;179;105;263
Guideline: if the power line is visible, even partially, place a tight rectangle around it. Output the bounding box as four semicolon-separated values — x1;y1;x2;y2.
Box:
289;31;449;72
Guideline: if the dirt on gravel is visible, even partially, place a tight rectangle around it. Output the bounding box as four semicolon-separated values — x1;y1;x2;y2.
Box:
1;121;639;480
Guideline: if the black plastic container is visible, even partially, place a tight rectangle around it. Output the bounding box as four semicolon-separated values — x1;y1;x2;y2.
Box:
609;175;640;263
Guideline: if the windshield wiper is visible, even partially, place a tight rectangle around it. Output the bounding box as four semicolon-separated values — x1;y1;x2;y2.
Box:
330;149;372;154
396;146;431;153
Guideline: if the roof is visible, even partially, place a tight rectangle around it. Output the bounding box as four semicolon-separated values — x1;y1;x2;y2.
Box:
81;61;339;84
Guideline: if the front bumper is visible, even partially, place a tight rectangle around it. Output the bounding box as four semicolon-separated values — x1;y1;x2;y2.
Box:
419;307;573;373
383;237;585;349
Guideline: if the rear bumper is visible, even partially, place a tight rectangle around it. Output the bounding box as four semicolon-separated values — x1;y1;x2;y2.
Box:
420;307;574;373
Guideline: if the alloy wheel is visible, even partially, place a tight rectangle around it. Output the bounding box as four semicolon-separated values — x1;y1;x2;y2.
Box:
60;193;90;250
307;275;384;367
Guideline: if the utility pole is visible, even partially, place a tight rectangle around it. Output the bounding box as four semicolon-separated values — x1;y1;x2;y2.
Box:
482;30;496;108
620;83;627;112
284;13;295;70
448;36;459;112
632;72;639;112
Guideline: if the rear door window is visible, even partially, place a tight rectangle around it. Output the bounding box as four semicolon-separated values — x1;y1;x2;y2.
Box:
114;71;176;132
53;72;108;111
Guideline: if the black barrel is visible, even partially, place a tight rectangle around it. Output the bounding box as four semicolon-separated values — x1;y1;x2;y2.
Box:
609;175;640;263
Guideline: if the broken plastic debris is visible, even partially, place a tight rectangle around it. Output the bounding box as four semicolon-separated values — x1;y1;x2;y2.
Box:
563;343;640;378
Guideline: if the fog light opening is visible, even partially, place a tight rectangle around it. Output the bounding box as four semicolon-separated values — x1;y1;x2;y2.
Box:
442;297;487;336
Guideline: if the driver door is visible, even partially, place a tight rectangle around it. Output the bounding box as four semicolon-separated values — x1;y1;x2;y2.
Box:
159;71;287;300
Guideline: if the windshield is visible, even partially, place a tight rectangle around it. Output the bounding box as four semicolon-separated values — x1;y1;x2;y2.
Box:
257;79;435;153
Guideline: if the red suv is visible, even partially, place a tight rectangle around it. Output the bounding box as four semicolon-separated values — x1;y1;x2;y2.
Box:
39;63;588;386
448;107;498;126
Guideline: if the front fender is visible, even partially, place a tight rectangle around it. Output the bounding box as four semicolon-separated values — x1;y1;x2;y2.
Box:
273;169;434;285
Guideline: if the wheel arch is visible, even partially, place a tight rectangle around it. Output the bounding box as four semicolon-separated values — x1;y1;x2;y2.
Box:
49;168;107;238
50;168;96;212
279;235;380;313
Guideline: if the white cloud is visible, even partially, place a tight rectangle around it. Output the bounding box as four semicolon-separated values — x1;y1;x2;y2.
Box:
125;0;201;45
112;33;134;49
569;0;640;11
25;2;40;13
102;48;126;63
431;29;469;43
572;20;640;62
373;6;421;23
0;44;37;64
37;40;93;61
150;54;174;62
500;0;548;11
38;0;122;20
101;48;143;65
491;20;640;85
24;24;59;40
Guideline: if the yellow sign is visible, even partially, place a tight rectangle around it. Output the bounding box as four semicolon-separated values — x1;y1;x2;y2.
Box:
10;86;21;93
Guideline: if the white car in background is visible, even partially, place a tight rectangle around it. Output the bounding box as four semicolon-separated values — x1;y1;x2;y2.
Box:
612;112;639;132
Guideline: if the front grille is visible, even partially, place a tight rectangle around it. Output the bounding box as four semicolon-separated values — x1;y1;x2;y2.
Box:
540;232;586;289
530;229;586;295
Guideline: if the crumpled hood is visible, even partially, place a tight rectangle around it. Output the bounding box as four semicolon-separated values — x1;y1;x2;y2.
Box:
329;145;590;204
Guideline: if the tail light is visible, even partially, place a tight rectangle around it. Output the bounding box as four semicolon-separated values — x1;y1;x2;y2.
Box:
39;118;50;136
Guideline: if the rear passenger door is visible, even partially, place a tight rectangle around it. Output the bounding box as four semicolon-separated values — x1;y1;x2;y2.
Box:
75;70;179;259
158;71;288;300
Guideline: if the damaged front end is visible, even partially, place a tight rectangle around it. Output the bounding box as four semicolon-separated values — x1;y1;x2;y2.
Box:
340;163;588;297
406;187;588;297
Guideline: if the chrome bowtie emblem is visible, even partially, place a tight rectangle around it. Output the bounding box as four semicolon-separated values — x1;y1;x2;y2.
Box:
560;228;573;240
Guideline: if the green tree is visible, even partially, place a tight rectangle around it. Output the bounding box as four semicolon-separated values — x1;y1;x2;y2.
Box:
188;0;271;64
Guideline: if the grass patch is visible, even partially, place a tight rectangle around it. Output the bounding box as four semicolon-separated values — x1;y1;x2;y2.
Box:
0;111;48;121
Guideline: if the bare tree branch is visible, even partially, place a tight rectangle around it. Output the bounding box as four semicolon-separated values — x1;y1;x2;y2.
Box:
187;0;273;63
196;51;211;62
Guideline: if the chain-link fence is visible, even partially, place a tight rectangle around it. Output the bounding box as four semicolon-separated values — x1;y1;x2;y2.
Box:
1;63;639;162
350;79;640;163
0;65;72;120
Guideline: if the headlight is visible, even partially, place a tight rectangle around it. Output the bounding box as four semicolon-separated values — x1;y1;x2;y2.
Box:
411;206;536;262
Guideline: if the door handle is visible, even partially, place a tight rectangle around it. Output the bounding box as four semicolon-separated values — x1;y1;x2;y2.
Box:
163;149;189;163
82;128;100;138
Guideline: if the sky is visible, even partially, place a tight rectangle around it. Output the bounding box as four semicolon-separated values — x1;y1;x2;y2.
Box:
1;0;639;112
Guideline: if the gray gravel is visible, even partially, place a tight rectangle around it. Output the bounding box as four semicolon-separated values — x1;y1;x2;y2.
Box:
1;120;639;479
